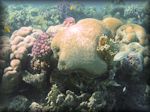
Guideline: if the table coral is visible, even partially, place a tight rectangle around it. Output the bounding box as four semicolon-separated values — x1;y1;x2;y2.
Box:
51;18;108;76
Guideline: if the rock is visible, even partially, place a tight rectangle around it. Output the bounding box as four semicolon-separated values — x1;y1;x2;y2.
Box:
0;46;11;61
0;36;11;61
23;71;46;90
1;69;22;94
8;95;30;112
51;18;108;76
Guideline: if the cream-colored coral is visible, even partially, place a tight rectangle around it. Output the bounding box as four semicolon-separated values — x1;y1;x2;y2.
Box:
46;25;66;37
10;59;21;70
51;18;108;76
102;17;123;37
115;24;148;46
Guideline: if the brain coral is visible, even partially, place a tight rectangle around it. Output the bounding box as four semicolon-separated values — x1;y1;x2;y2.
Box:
51;18;108;76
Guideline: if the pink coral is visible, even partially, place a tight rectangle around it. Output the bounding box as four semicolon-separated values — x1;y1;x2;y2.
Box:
31;33;51;58
63;17;75;27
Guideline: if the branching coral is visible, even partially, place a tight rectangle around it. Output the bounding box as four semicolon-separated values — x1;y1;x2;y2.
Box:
31;33;51;58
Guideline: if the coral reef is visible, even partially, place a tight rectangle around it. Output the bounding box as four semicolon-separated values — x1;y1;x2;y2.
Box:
0;27;44;94
115;24;148;45
7;95;30;112
124;5;144;21
51;18;108;76
0;36;11;78
31;33;51;58
0;0;150;111
120;52;143;72
102;17;123;37
45;84;108;112
97;34;120;65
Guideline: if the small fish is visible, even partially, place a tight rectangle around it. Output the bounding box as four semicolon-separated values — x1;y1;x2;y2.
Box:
70;5;76;11
4;25;11;33
123;86;126;92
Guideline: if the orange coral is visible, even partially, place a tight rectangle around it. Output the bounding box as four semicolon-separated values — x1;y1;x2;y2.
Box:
102;17;123;37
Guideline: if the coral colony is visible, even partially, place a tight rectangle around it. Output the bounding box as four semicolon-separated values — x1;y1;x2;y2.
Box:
32;33;51;58
0;0;150;112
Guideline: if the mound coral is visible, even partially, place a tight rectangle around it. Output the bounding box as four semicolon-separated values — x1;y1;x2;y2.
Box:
115;23;148;45
0;27;43;93
10;27;36;60
114;42;144;61
51;18;108;76
102;17;123;37
113;42;146;74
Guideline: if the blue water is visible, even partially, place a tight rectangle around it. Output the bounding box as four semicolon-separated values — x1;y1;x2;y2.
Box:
2;0;147;10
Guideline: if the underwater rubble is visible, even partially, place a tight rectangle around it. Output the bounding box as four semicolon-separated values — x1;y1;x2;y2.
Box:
0;1;150;112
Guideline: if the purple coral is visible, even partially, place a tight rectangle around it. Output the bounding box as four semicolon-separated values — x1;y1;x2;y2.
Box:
31;33;51;58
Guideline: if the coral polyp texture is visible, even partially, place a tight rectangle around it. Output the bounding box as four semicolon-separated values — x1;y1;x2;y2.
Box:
31;33;51;58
